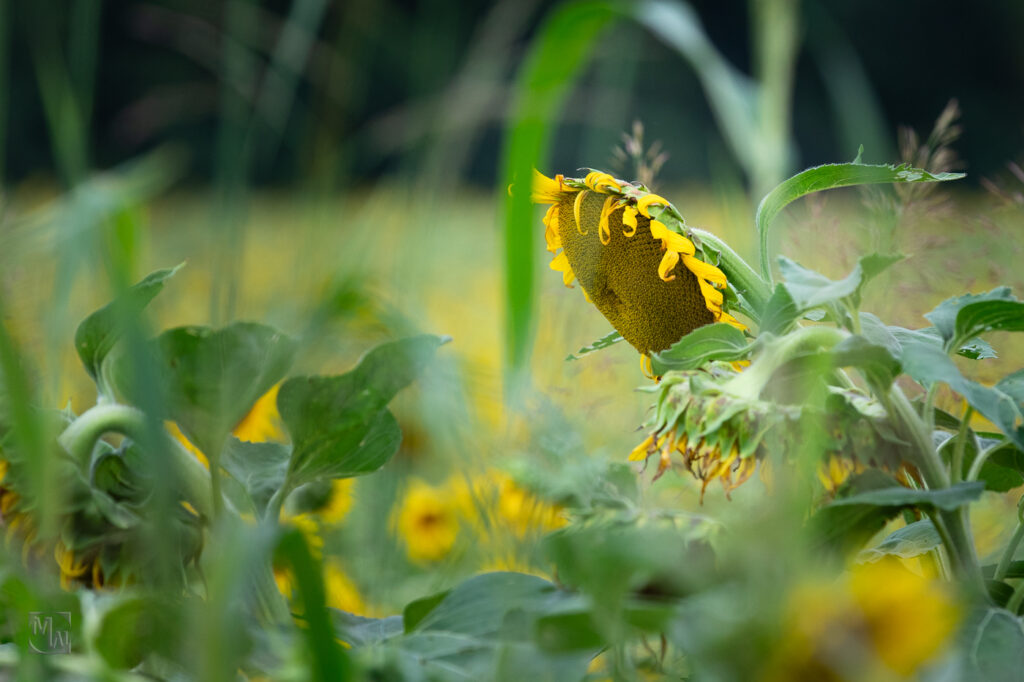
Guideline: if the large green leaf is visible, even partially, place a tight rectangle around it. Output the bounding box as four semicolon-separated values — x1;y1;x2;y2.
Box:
650;323;751;373
74;264;183;382
960;608;1024;679
756;161;962;280
111;323;296;458
279;335;446;488
411;572;558;636
827;481;984;512
775;253;902;322
858;520;941;562
899;336;1024;449
808;470;911;553
924;287;1015;346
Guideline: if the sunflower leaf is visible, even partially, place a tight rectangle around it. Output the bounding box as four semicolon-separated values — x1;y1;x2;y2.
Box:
279;335;447;488
565;330;623;361
108;323;296;458
858;519;942;562
756;161;963;281
827;481;984;512
75;264;183;384
775;253;902;323
899;336;1024;449
924;287;1015;344
650;323;751;374
219;437;291;516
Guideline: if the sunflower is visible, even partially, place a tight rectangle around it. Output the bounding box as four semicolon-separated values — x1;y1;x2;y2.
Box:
532;170;745;363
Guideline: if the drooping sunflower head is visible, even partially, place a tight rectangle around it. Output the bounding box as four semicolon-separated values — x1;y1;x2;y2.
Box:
630;364;911;498
533;170;745;358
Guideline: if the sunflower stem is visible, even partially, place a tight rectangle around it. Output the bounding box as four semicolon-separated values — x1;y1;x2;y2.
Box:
59;402;214;519
951;406;973;484
995;520;1024;582
966;439;1007;483
889;386;984;593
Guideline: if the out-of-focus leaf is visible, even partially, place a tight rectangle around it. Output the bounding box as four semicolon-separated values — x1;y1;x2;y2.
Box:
74;264;183;382
755;161;962;280
565;330;623;361
650;323;751;373
924;287;1015;345
110;323;296;457
279;335;446;488
402;590;451;633
828;481;983;512
858;520;941;562
961;608;1024;679
775;253;901;319
501;1;617;382
219;437;291;515
809;470;906;553
411;572;557;637
899;336;1024;449
331;611;403;647
830;335;901;388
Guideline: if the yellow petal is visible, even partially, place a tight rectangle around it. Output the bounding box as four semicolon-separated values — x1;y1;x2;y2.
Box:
621;206;638;237
531;169;563;204
549;252;575;287
628;435;654;462
697;278;724;307
573;190;589;234
659;229;696;255
658;250;680;281
585;171;621;193
636;193;670;218
682;255;728;286
598;196;616;245
543;206;561;253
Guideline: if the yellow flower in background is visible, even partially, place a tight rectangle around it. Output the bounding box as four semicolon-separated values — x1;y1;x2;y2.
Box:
168;384;286;467
275;558;368;616
285;513;324;559
532;170;744;360
450;471;566;537
323;558;366;614
234;383;285;443
394;479;459;562
318;478;356;526
764;559;960;681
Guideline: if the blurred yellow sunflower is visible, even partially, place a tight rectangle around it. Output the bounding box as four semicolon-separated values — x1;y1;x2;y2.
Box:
393;479;459;563
532;170;744;363
764;559;960;681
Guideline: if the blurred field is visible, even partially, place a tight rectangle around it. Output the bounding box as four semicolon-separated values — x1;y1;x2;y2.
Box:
3;177;1022;616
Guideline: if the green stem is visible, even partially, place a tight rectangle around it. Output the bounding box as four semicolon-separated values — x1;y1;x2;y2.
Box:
951;407;974;484
889;387;984;593
58;403;213;518
265;479;292;523
995;522;1024;582
967;440;1007;483
922;383;940;434
1007;580;1024;615
691;227;771;314
59;403;147;465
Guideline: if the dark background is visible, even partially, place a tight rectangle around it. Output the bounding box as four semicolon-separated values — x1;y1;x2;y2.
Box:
6;0;1024;188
